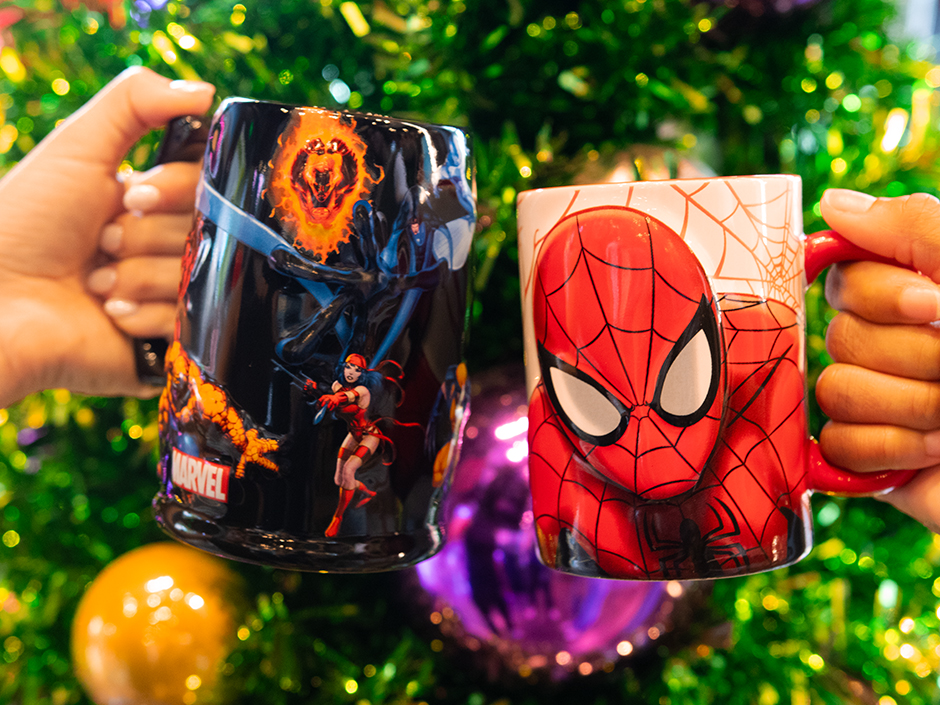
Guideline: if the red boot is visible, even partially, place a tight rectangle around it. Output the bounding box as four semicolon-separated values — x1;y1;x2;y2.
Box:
325;487;354;537
355;481;377;507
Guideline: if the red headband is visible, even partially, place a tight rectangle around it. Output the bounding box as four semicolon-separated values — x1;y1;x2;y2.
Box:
345;353;367;369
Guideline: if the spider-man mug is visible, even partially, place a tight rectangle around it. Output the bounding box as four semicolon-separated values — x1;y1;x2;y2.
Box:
517;175;915;581
153;98;475;572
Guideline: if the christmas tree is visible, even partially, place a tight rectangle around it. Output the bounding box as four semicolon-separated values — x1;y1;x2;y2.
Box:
3;0;940;703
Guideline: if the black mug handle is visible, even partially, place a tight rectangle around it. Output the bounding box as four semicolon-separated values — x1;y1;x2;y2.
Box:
133;114;210;386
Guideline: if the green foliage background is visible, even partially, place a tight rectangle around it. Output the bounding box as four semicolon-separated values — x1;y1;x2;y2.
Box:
3;0;940;703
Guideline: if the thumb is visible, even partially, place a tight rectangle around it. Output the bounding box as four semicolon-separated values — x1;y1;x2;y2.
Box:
820;189;940;282
37;67;215;170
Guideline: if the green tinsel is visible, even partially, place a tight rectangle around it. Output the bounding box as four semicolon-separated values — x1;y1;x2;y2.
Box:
2;1;940;703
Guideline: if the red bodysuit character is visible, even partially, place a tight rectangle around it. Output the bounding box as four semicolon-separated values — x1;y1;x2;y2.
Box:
318;354;384;537
528;207;809;579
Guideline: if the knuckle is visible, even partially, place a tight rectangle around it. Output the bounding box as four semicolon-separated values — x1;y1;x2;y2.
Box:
892;193;940;268
824;313;858;362
917;382;940;425
836;425;907;471
875;427;906;467
894;192;940;222
911;329;940;378
881;427;931;469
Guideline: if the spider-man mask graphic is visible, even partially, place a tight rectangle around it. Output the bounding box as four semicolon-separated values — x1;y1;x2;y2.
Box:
532;206;725;500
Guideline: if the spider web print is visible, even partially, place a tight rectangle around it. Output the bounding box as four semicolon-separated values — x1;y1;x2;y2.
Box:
625;178;804;311
521;177;804;311
527;204;812;580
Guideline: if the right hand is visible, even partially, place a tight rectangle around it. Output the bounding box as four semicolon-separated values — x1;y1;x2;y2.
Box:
816;188;940;532
319;392;347;411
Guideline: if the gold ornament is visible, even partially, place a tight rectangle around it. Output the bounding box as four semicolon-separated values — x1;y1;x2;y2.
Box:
71;542;242;705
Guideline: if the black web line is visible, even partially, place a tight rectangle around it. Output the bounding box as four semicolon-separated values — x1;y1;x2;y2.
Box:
574;213;642;407
712;356;801;550
541;245;586;298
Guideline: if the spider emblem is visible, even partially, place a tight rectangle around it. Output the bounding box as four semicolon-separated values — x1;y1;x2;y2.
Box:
528;206;810;580
643;498;749;579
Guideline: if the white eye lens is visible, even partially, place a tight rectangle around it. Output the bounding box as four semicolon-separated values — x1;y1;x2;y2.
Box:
549;366;622;438
658;328;713;419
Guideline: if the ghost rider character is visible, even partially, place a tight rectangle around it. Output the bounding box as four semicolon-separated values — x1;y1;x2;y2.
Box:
315;354;406;537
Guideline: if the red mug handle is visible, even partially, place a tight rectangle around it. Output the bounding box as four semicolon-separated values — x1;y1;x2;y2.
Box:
804;229;917;495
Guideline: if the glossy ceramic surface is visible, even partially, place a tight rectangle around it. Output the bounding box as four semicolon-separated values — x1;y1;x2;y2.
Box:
517;177;908;581
155;99;475;571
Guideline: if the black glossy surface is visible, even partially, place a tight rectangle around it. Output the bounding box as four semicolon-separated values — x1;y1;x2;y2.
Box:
155;99;474;572
134;114;210;386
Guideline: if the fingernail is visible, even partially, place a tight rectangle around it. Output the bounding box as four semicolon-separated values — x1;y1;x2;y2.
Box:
169;79;215;94
103;299;139;318
899;287;940;321
123;184;160;212
823;188;877;212
925;430;940;458
86;267;117;295
100;223;123;255
121;166;156;187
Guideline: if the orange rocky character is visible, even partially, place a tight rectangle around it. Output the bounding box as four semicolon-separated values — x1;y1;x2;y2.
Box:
161;342;280;478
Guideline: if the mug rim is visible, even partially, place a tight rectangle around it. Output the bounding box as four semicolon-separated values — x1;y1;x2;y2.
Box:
517;173;802;200
216;95;470;133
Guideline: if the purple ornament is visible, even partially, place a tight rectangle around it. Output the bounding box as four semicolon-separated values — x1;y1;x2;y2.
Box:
130;0;168;27
406;366;687;681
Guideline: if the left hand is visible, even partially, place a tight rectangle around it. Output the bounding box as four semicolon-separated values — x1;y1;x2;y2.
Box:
0;67;214;406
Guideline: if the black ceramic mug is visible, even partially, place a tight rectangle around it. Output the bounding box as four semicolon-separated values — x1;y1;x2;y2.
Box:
152;98;475;572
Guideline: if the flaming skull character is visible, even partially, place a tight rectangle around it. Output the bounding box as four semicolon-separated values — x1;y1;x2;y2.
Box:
528;207;810;579
268;110;379;260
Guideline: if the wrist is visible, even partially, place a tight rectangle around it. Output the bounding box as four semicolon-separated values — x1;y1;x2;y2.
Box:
0;329;47;408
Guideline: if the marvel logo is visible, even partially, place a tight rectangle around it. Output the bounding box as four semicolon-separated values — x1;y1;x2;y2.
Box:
170;447;230;503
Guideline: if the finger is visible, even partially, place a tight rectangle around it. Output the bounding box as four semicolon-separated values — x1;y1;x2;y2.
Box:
87;257;181;303
101;300;176;339
825;313;940;379
817;364;940;429
32;67;215;171
123;162;201;214
69;370;162;401
820;189;940;283
825;260;940;324
818;421;940;472
878;465;940;534
100;213;191;258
